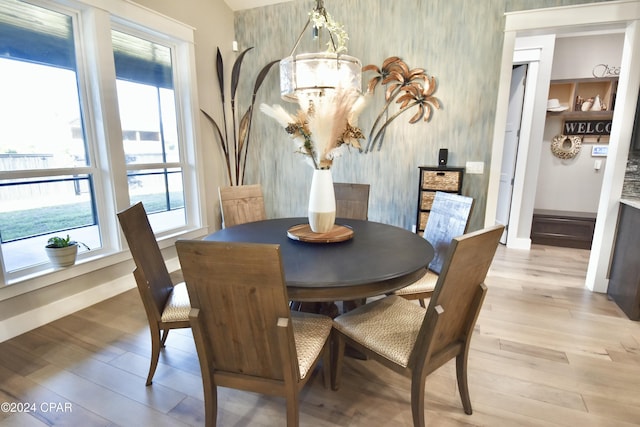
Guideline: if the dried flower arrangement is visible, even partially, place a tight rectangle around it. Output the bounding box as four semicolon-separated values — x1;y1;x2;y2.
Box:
260;88;367;169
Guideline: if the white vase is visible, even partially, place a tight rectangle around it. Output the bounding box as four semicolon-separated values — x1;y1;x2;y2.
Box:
308;169;336;233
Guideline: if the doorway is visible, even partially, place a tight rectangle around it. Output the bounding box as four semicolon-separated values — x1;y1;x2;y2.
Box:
496;64;526;244
486;1;640;292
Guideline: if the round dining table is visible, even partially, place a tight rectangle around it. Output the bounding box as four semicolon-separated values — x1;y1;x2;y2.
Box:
204;217;434;302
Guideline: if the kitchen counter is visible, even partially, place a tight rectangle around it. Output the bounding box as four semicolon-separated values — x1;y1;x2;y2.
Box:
620;198;640;210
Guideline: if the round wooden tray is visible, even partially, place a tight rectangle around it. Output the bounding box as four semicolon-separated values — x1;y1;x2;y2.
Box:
286;223;354;243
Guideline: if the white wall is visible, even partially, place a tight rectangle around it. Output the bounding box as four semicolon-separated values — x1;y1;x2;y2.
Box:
535;34;624;214
551;34;624;80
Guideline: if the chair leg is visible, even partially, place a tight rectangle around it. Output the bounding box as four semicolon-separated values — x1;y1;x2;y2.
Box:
419;292;433;308
456;352;473;414
160;328;170;346
331;332;346;391
322;342;331;389
285;389;299;427
146;326;162;386
410;372;427;427
203;382;218;427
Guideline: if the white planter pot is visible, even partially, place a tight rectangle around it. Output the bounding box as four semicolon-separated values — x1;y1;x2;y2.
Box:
45;244;78;267
308;169;336;233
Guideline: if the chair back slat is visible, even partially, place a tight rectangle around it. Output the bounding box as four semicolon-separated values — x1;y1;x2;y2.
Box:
117;202;172;320
334;183;370;220
176;240;294;380
219;184;267;228
413;225;503;366
423;191;473;274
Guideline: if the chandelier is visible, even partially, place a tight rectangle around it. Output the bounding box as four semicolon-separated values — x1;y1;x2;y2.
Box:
279;0;361;103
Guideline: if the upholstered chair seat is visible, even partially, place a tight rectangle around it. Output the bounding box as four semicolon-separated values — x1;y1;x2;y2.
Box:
159;282;191;322
391;271;438;299
291;311;333;379
333;295;425;367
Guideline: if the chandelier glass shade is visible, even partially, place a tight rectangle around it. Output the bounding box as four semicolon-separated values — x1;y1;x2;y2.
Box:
280;52;361;102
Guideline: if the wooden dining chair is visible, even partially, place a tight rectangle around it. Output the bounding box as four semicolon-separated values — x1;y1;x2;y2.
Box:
117;202;191;386
334;182;370;220
175;240;333;427
332;224;504;427
394;191;473;306
218;184;267;228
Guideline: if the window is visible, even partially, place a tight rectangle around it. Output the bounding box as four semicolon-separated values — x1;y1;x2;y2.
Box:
0;0;201;284
113;30;186;232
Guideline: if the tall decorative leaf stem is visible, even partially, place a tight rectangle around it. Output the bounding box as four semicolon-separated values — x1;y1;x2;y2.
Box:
201;47;278;186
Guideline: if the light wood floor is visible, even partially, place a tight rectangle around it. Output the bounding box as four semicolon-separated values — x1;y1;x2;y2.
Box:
0;244;639;426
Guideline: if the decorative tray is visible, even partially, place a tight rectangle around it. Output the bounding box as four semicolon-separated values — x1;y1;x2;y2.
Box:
286;224;354;243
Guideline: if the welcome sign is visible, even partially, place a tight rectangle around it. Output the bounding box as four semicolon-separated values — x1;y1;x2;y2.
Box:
563;119;612;136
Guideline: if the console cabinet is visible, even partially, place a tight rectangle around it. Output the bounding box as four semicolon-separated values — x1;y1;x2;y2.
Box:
608;201;640;321
415;166;464;235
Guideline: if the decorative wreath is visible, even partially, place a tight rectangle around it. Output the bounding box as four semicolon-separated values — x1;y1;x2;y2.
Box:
551;134;582;160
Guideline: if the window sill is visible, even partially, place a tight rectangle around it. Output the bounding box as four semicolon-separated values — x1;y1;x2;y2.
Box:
0;225;208;301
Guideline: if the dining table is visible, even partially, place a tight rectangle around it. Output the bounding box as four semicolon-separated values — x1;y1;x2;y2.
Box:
204;217;434;303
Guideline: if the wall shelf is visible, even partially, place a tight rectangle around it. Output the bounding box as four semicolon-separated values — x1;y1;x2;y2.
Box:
547;77;617;143
548;77;618;114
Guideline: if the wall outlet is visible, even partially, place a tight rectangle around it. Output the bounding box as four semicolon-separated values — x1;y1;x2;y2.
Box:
465;161;484;174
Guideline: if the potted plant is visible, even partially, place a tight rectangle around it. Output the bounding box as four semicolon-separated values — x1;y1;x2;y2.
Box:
45;235;90;267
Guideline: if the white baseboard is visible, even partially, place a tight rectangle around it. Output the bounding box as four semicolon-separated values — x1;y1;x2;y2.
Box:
506;236;532;250
0;276;136;343
0;256;183;343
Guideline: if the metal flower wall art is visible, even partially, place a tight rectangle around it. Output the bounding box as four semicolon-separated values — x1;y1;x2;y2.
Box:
364;56;440;152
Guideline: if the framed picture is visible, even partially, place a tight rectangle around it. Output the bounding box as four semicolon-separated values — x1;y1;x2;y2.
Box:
592;145;609;157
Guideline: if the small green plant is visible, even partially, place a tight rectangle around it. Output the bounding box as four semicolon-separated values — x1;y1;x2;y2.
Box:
46;235;90;250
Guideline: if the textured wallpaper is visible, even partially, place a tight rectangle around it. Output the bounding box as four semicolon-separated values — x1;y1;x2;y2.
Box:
230;0;611;231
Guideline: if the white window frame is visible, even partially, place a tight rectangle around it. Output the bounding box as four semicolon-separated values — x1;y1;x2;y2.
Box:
0;0;205;292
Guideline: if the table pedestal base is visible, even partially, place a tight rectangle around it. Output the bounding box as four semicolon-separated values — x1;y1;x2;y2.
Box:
292;301;340;318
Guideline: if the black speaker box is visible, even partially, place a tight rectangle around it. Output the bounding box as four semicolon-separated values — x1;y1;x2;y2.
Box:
438;148;448;166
